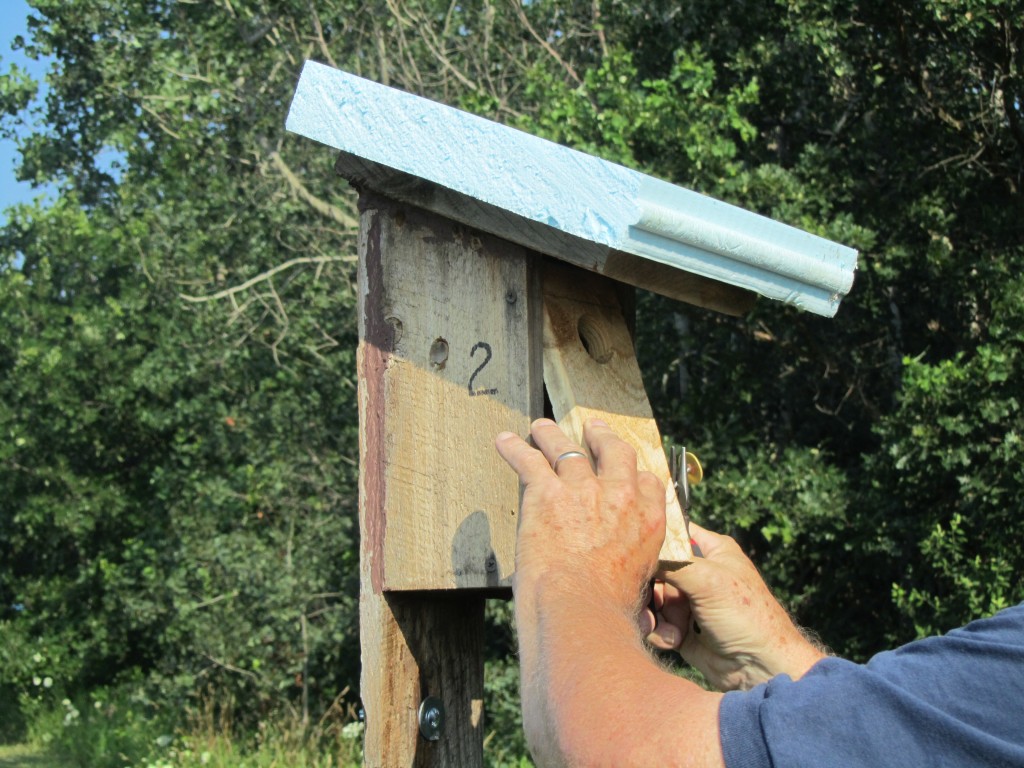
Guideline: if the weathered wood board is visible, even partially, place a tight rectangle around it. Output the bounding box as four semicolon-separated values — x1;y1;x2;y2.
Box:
357;199;542;765
542;263;694;567
359;590;485;766
333;152;756;317
357;197;540;592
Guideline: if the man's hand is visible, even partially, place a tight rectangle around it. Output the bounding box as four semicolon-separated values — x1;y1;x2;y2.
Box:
495;417;666;611
643;523;827;691
496;419;724;767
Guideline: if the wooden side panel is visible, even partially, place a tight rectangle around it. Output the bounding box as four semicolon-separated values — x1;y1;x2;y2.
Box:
359;199;537;592
542;262;694;568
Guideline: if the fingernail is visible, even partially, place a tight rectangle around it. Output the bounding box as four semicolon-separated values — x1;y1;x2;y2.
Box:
590;418;608;427
496;431;516;442
532;418;555;428
660;625;681;647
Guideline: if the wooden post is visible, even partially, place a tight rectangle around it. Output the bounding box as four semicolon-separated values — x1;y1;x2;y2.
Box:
359;590;485;766
357;196;541;765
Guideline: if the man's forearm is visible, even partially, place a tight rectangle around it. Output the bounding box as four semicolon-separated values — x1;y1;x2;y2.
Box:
515;573;725;767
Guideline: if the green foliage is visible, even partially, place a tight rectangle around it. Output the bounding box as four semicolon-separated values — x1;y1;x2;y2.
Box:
870;343;1024;641
484;656;531;768
630;0;1023;659
0;688;27;743
18;683;362;768
514;44;758;183
1;0;362;736
23;687;169;768
0;61;37;124
0;189;361;720
483;600;531;767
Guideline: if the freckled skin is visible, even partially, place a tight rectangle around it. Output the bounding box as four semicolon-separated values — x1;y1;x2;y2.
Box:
646;522;828;691
495;418;825;766
496;419;727;766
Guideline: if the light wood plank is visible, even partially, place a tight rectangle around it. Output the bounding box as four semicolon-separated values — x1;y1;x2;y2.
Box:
542;263;693;568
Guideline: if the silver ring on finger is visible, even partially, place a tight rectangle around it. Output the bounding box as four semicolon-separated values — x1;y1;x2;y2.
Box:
553;450;588;473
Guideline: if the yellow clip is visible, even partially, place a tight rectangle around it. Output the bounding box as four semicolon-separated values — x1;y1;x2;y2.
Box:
685;452;703;487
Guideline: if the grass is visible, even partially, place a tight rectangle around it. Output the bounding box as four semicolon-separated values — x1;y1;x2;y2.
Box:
0;743;61;768
14;687;364;768
10;678;537;767
149;697;364;768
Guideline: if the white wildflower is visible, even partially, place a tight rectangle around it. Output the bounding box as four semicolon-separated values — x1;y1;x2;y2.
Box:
342;721;365;740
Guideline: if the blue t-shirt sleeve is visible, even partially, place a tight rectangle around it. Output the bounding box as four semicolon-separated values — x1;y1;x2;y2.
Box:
719;603;1024;768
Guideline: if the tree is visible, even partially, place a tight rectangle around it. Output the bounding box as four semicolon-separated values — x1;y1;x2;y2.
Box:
449;0;1022;656
1;0;365;730
623;0;1024;655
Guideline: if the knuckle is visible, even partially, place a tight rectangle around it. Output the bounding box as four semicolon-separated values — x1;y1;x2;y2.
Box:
637;471;664;495
604;483;637;513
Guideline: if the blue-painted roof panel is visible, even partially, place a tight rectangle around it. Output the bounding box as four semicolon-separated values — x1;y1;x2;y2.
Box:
286;61;857;317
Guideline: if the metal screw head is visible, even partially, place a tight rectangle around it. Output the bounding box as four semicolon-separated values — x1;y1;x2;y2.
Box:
418;696;444;741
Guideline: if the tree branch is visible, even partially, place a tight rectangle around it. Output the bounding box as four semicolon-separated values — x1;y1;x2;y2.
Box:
386;0;480;93
1000;17;1024;156
178;255;355;303
592;0;608;60
201;653;261;680
268;150;358;228
307;0;339;69
510;0;582;86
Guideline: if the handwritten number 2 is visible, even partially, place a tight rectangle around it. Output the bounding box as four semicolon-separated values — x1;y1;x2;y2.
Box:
468;342;498;396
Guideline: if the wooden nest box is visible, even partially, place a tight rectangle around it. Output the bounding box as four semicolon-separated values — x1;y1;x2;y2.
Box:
286;60;857;767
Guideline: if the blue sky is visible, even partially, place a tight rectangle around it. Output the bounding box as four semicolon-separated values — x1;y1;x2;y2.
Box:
1;0;54;220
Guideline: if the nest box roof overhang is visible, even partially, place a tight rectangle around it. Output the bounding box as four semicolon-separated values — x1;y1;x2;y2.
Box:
286;60;857;317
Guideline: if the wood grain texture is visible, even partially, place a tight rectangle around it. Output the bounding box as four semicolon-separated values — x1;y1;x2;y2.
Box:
359;587;485;767
541;263;693;568
357;200;539;765
357;199;539;592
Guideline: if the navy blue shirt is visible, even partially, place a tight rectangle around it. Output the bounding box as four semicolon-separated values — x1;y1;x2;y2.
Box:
720;603;1024;767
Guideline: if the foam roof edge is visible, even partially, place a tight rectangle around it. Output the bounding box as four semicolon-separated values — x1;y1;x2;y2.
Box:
286;60;858;317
